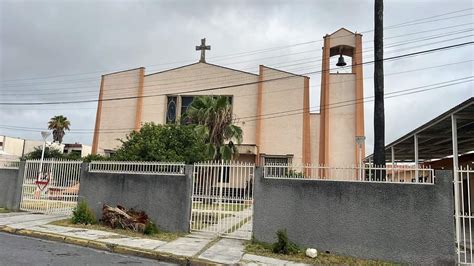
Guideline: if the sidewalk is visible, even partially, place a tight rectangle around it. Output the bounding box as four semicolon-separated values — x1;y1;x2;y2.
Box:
0;212;308;265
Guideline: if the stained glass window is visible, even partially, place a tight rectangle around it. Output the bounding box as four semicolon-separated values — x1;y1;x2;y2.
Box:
166;96;177;124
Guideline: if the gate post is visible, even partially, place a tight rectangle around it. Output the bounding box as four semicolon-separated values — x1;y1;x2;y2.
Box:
7;161;25;211
218;160;224;233
452;114;461;260
185;165;193;233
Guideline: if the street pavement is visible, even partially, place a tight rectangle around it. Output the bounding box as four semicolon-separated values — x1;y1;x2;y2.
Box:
0;212;308;265
0;232;176;266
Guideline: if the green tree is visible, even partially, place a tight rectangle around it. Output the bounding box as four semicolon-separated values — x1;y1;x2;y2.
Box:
185;96;243;160
48;115;71;143
22;146;64;160
112;123;210;163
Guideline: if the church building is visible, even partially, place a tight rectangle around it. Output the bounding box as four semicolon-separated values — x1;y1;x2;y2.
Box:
92;28;365;168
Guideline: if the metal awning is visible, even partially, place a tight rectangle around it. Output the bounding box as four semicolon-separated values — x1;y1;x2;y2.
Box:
366;97;474;162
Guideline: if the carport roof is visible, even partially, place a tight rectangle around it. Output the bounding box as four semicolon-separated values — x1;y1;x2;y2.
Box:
366;97;474;162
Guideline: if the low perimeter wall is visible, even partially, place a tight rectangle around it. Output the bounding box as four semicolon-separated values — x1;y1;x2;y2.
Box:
0;162;24;210
79;165;192;232
253;169;455;264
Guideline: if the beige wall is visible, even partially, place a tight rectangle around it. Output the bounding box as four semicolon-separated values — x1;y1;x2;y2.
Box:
328;74;356;168
1;136;24;157
94;63;310;165
329;28;356;49
64;145;92;157
259;67;306;165
93;62;361;168
142;63;259;146
81;145;92;157
23;139;44;155
97;68;142;151
310;114;320;164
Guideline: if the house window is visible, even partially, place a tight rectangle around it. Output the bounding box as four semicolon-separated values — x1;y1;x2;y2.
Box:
180;96;195;117
262;155;293;177
166;95;233;125
180;96;195;124
166;96;177;124
264;157;290;165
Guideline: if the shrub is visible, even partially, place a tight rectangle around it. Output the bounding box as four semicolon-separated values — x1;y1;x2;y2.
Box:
144;220;159;235
71;200;96;225
22;146;64;160
112;123;211;163
272;229;300;255
82;153;108;162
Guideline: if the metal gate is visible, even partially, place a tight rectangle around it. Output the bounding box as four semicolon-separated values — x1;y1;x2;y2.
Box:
455;166;474;265
191;161;254;240
20;159;82;215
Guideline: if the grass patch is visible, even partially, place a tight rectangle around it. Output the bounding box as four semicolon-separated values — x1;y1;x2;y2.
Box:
245;239;398;265
50;219;183;242
0;208;10;213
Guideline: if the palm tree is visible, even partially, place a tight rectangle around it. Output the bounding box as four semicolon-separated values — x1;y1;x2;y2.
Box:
185;96;243;160
47;115;71;143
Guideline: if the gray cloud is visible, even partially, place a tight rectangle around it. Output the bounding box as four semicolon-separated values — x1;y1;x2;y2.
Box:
1;0;472;155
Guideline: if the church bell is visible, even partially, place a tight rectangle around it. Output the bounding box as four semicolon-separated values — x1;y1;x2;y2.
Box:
336;54;347;67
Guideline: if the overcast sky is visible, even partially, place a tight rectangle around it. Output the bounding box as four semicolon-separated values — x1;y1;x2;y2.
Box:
0;0;472;155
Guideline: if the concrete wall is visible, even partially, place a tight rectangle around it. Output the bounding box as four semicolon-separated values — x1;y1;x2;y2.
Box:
259;67;306;165
253;169;455;264
23;139;43;155
0;162;24;210
78;165;193;232
328;74;356;169
1;136;25;158
80;145;92;157
309;114;320;164
329;28;356;49
97;68;142;151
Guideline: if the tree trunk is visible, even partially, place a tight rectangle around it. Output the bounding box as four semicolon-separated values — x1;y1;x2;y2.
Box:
373;0;386;170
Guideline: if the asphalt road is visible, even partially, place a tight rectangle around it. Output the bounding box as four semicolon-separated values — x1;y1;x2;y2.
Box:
0;232;176;266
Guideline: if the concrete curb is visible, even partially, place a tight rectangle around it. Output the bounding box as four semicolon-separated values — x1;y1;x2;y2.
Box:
0;226;216;265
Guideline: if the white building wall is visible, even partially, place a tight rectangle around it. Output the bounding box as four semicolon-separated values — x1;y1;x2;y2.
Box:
80;145;92;157
23;139;44;155
1;136;25;157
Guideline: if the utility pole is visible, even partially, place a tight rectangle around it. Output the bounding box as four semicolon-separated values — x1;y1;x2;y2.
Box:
373;0;386;169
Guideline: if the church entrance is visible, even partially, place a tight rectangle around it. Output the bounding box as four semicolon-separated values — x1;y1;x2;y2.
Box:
190;161;254;240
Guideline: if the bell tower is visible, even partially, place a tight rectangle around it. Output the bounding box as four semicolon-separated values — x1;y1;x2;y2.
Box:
319;28;365;168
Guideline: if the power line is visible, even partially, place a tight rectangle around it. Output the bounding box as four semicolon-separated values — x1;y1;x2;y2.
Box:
1;31;472;99
2;59;470;111
0;41;471;106
0;77;470;134
2;27;472;98
1;7;472;84
240;77;474;122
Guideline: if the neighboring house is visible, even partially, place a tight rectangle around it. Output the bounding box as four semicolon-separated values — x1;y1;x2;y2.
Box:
92;28;365;169
23;139;48;155
0;135;92;159
0;135;24;158
63;143;92;157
